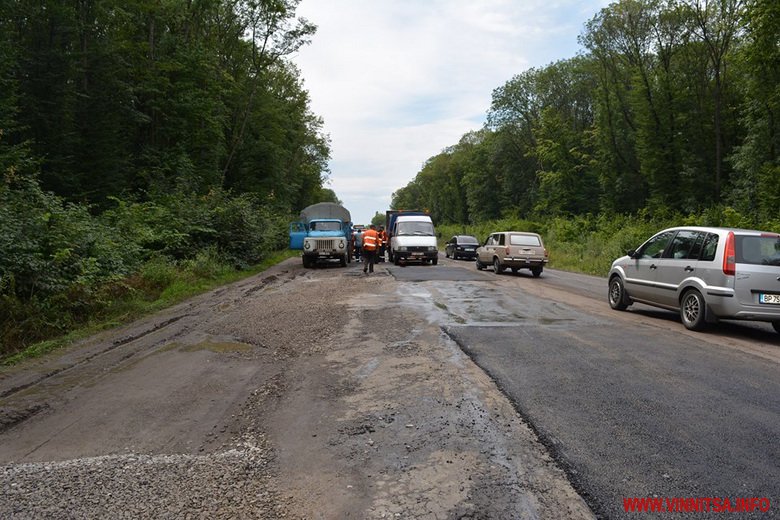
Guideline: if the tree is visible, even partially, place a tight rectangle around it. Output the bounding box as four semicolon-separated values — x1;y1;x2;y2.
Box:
729;0;780;222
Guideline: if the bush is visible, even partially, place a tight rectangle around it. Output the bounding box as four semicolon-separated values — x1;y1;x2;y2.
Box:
1;179;294;359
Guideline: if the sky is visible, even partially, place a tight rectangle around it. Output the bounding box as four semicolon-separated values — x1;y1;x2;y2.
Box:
292;0;611;225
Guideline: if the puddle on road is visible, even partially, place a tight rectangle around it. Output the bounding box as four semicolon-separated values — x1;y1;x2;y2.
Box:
179;341;256;354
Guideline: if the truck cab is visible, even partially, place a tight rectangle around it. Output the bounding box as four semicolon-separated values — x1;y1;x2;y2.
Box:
290;203;353;268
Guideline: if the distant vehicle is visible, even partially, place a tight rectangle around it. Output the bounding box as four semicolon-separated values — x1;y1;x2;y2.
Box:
608;226;780;333
386;210;438;265
445;235;479;260
289;203;352;268
476;231;548;277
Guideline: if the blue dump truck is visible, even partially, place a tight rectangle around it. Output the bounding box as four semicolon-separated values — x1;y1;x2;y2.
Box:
289;202;353;268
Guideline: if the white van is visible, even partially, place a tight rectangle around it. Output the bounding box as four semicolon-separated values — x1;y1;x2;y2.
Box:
388;214;438;265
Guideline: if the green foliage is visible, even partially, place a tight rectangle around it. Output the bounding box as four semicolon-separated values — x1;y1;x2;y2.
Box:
398;0;775;229
0;176;296;358
370;212;386;227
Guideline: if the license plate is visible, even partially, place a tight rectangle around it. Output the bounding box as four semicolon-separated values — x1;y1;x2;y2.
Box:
411;252;423;256
759;293;780;304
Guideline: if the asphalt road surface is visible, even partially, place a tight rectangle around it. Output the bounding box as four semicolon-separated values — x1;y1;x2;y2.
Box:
424;256;780;520
1;253;777;519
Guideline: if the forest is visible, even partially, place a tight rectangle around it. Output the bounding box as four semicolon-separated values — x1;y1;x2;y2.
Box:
393;0;779;233
2;0;779;358
0;0;335;357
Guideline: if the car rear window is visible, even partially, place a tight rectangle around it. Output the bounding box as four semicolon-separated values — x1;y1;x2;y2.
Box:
509;234;541;246
459;236;479;245
736;235;780;266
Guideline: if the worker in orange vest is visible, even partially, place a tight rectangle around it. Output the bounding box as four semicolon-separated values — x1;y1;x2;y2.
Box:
377;226;388;262
362;224;379;274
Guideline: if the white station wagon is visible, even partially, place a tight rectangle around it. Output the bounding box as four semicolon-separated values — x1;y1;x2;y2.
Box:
608;226;780;333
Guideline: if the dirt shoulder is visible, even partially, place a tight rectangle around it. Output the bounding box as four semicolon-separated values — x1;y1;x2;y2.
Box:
0;258;593;519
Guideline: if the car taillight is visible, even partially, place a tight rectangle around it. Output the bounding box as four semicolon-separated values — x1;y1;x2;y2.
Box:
544;248;548;258
505;246;510;255
723;231;736;276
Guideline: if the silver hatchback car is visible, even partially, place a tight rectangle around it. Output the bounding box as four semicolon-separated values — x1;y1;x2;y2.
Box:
608;226;780;333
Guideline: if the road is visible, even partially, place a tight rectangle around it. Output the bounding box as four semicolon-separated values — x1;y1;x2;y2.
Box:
430;257;779;520
0;254;777;519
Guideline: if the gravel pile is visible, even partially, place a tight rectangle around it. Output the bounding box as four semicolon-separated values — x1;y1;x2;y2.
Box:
0;433;284;519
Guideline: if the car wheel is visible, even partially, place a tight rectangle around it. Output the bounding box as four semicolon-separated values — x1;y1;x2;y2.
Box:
680;289;707;331
511;267;518;274
531;266;543;278
445;250;450;258
493;258;504;274
433;257;438;265
772;321;780;334
476;258;484;270
608;276;629;310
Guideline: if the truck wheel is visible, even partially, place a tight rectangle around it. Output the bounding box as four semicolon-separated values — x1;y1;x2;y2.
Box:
340;255;347;267
303;256;312;268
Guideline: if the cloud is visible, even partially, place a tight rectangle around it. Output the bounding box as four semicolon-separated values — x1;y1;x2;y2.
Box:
294;0;610;224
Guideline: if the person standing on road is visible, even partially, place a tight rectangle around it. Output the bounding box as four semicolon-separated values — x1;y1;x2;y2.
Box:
354;229;363;260
377;226;387;263
362;225;379;274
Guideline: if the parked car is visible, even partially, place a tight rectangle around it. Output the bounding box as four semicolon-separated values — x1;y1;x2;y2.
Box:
607;226;780;333
475;231;548;277
445;235;479;260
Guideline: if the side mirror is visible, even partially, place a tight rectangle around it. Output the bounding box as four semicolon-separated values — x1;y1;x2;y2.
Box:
627;249;637;258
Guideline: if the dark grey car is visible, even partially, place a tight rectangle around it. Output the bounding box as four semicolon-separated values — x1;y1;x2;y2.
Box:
445;235;479;260
608;226;780;333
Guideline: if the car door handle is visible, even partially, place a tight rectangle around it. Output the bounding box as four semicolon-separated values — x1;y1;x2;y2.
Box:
649;264;657;270
684;266;695;272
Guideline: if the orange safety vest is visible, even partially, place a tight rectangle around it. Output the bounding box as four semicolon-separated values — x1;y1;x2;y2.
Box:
363;229;378;251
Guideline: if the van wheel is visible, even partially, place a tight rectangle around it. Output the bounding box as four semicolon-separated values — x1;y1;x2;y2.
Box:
493;258;504;274
772;321;780;334
608;277;629;310
680;289;707;331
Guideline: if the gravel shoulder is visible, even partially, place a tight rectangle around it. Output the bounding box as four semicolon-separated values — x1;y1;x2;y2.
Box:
0;257;594;519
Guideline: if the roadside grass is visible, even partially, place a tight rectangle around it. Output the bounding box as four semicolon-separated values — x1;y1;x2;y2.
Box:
1;249;299;367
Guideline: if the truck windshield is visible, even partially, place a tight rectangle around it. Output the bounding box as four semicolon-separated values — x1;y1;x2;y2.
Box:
310;221;341;231
396;222;435;236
